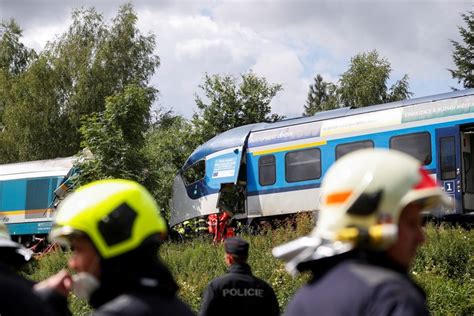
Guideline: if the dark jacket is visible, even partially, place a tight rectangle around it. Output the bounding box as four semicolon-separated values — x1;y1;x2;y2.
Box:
91;284;195;316
285;251;428;316
199;263;280;316
0;262;67;316
89;245;195;316
33;245;195;316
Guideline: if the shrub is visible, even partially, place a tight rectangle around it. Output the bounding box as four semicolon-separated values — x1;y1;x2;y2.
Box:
412;224;474;315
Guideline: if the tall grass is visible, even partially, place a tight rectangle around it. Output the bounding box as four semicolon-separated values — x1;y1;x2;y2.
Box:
23;215;473;315
412;224;474;316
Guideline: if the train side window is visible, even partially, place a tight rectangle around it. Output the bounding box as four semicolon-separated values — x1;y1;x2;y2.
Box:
259;155;276;186
390;132;432;165
440;136;456;180
26;178;49;219
285;148;321;183
182;160;206;186
336;140;374;160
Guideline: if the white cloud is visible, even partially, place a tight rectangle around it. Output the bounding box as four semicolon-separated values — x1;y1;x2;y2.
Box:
1;0;472;119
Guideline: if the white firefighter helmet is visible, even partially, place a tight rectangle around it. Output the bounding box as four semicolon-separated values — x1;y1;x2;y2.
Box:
273;148;450;275
0;222;33;263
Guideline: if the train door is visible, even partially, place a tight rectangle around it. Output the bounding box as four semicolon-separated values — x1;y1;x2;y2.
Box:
207;146;247;216
461;126;474;212
435;126;462;214
216;156;247;217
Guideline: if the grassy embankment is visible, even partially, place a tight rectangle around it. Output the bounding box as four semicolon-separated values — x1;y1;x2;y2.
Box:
24;214;473;315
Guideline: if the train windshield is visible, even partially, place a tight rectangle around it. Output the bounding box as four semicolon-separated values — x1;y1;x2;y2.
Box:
182;160;205;185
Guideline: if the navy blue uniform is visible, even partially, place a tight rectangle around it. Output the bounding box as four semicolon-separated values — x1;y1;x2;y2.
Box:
200;263;280;316
0;263;68;316
285;252;428;316
91;288;195;316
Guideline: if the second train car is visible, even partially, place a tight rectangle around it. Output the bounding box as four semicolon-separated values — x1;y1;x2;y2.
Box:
170;89;474;226
0;157;75;244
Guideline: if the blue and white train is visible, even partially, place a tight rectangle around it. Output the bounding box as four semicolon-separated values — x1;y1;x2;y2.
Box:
0;157;74;242
170;89;474;226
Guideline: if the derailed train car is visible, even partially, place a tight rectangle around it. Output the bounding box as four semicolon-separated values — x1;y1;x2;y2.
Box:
171;89;474;226
0;157;74;244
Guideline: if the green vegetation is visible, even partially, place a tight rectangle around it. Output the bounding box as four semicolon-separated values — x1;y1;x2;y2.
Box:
449;10;474;89
412;224;474;316
192;71;284;143
304;50;413;116
22;218;473;315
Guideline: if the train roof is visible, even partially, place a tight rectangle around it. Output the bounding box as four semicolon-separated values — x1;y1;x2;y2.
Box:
184;123;268;168
0;157;75;180
184;89;474;169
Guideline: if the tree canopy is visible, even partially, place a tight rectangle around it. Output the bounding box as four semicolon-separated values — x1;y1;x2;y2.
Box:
303;74;338;116
0;3;159;163
144;111;199;218
339;50;412;108
0;20;37;129
193;71;283;142
449;11;474;89
304;50;413;116
76;84;155;186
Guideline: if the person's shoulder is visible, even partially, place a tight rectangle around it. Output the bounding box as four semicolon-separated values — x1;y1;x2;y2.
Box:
207;273;233;287
0;270;59;316
367;279;428;315
343;260;408;287
344;261;428;315
0;269;36;296
94;293;195;316
250;274;274;289
94;294;148;315
285;287;310;316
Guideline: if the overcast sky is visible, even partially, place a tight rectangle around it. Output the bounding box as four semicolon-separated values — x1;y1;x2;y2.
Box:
0;0;472;118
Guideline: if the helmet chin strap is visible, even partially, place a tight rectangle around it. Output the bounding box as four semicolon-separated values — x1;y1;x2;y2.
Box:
335;224;398;249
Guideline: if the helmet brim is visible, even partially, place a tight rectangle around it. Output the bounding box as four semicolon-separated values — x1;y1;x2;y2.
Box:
400;187;452;212
49;226;87;247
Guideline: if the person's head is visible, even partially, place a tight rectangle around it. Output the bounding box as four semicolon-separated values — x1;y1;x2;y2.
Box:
224;237;249;265
273;149;449;274
386;201;426;269
49;179;168;277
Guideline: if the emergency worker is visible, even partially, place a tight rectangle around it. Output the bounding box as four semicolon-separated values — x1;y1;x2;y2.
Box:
0;223;67;316
273;149;450;316
195;217;209;236
200;237;279;316
37;179;195;316
182;220;193;238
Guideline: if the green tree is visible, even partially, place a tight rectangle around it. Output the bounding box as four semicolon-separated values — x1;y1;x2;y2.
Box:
46;3;160;154
303;74;338;116
0;19;37;128
144;112;199;219
193;71;283;142
75;85;154;185
0;19;36;75
449;11;474;89
0;3;160;162
0;56;68;162
338;50;412;108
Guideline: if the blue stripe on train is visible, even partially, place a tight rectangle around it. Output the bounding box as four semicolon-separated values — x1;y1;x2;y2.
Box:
6;221;53;235
247;168;436;197
247;182;321;196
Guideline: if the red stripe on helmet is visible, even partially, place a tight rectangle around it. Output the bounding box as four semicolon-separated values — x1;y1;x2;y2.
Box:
414;168;438;190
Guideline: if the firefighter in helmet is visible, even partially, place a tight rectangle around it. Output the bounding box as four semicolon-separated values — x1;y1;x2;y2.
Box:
273;149;450;316
195;217;209;236
36;179;194;315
